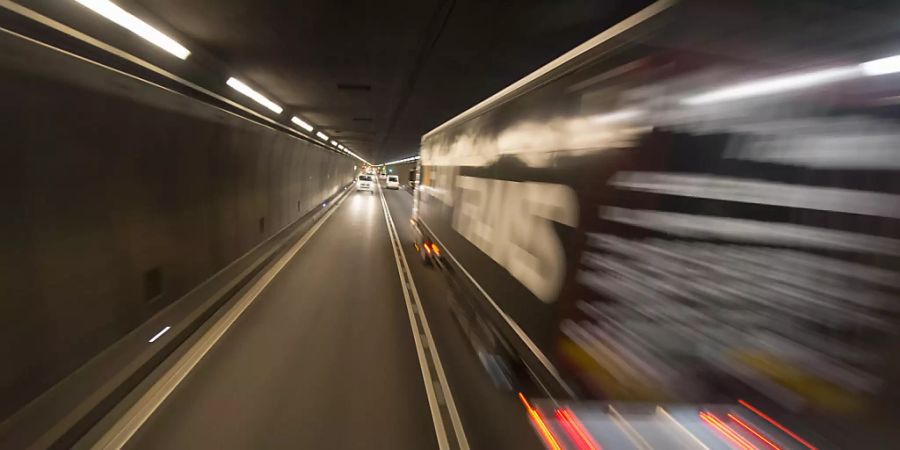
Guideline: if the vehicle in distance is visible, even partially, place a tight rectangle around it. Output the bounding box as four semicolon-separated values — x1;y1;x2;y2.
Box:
356;174;374;193
412;0;900;448
385;175;400;189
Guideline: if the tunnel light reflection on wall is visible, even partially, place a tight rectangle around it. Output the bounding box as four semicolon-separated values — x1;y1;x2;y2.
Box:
588;108;643;125
860;54;900;76
681;66;860;105
226;77;283;113
290;116;314;132
73;0;190;59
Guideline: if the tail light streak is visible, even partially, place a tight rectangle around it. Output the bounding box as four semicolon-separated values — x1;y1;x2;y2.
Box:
556;408;601;450
728;413;782;450
738;400;817;450
700;411;759;450
518;393;564;450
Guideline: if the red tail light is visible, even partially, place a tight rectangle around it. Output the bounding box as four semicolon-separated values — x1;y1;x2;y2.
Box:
729;413;782;450
738;400;817;450
556;408;601;450
700;411;759;450
518;393;563;450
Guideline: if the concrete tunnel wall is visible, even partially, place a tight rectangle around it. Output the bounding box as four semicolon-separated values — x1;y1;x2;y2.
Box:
0;31;356;419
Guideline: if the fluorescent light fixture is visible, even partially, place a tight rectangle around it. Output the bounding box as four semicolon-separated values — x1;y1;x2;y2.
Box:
382;155;420;166
73;0;190;59
148;326;171;343
340;147;369;165
291;116;314;132
330;140;338;146
226;77;283;113
681;66;860;105
316;131;329;141
226;77;284;114
861;54;900;76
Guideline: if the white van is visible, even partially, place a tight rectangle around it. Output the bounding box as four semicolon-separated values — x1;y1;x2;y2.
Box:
356;174;374;193
385;175;400;189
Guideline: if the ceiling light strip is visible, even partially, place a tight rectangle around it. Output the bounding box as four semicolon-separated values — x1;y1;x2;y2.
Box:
290;116;314;132
382;155;420;166
226;77;283;113
4;0;358;160
73;0;190;59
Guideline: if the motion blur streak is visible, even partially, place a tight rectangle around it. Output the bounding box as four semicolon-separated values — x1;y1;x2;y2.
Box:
738;400;818;450
681;67;860;105
607;405;651;450
518;393;562;450
656;407;710;450
728;414;783;450
860;54;900;76
699;412;759;450
556;409;601;450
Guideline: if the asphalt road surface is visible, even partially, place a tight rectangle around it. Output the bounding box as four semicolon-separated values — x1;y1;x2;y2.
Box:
123;182;542;449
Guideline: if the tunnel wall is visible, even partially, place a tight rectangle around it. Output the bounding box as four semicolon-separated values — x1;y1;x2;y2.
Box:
0;31;355;418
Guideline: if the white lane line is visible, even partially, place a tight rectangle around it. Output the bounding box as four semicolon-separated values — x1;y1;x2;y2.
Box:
147;326;171;343
378;184;469;450
656;406;710;450
609;404;652;450
91;189;353;450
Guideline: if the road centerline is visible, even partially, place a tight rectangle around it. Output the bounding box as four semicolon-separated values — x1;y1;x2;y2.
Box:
377;182;470;450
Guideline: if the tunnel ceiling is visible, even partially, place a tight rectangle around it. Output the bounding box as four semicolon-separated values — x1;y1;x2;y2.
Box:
122;0;648;163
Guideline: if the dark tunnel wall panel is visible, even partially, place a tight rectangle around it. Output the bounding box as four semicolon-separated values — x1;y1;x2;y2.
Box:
0;32;355;419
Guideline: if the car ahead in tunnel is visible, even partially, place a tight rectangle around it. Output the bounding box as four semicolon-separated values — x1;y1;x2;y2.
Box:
356;174;374;193
412;1;900;448
386;175;400;189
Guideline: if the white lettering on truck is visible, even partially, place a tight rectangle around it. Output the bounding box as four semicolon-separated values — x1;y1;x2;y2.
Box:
453;175;578;303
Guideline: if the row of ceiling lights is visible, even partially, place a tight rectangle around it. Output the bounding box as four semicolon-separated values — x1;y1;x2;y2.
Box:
73;0;371;165
380;155;420;166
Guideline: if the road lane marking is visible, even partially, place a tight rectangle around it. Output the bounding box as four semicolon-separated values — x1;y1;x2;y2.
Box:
656;406;710;450
377;184;469;450
91;188;353;450
416;219;576;398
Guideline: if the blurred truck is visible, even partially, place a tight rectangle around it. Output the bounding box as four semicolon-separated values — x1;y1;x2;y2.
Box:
412;0;900;448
